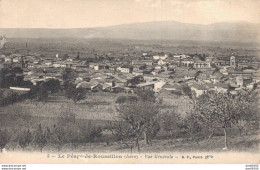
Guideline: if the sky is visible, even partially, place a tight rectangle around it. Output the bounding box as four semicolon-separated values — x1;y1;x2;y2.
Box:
0;0;259;28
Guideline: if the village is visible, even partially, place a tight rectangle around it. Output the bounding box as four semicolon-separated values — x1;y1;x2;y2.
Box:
1;0;260;166
0;38;259;154
1;48;259;99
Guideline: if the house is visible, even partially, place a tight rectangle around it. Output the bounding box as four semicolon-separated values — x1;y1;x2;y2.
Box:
94;65;99;70
120;65;132;73
157;59;166;66
142;52;148;56
137;81;166;92
162;83;183;91
44;61;53;66
190;84;208;97
132;65;141;72
4;56;12;63
228;71;252;79
13;57;21;63
109;65;117;71
193;60;211;68
91;84;103;92
53;63;61;68
238;63;251;69
151;70;161;75
211;83;229;93
143;60;153;66
132;60;153;66
89;63;99;69
209;70;224;84
154;65;162;70
181;58;194;67
214;59;228;67
153;54;168;60
132;70;144;76
173;54;188;59
67;58;74;62
219;67;229;75
101;83;111;92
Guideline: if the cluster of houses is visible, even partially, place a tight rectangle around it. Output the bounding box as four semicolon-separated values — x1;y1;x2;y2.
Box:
1;51;260;98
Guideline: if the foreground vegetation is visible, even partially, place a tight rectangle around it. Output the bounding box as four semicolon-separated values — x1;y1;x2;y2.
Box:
0;86;259;153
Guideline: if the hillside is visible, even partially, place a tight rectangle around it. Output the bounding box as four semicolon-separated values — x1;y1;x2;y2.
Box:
0;21;259;42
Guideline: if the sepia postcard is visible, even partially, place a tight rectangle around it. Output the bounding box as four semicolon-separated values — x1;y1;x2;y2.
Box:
0;0;260;165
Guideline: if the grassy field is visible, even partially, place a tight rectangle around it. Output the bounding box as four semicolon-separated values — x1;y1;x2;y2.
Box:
0;92;121;121
0;91;193;125
3;128;259;153
0;91;258;153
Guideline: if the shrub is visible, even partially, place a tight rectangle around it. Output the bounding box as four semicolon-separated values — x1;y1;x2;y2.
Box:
50;125;66;151
18;129;32;150
115;96;138;104
0;129;10;152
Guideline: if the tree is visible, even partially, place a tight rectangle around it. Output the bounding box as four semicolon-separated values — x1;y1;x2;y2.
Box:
182;112;205;143
37;83;48;101
109;121;138;152
230;90;259;134
194;91;256;150
160;111;182;138
65;83;86;104
0;129;10;152
0;67;24;88
182;86;193;99
43;79;61;93
194;71;202;80
79;121;103;147
62;68;77;82
116;100;160;152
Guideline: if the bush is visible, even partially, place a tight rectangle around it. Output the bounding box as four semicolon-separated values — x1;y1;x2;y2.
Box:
115;96;127;104
18;129;32;150
0;129;10;151
115;96;138;104
79;122;103;144
50;125;67;151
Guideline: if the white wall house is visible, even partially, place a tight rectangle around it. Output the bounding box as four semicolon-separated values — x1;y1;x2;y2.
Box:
153;54;168;60
120;67;130;73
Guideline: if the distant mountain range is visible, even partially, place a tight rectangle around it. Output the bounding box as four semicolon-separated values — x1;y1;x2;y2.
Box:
0;21;259;42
